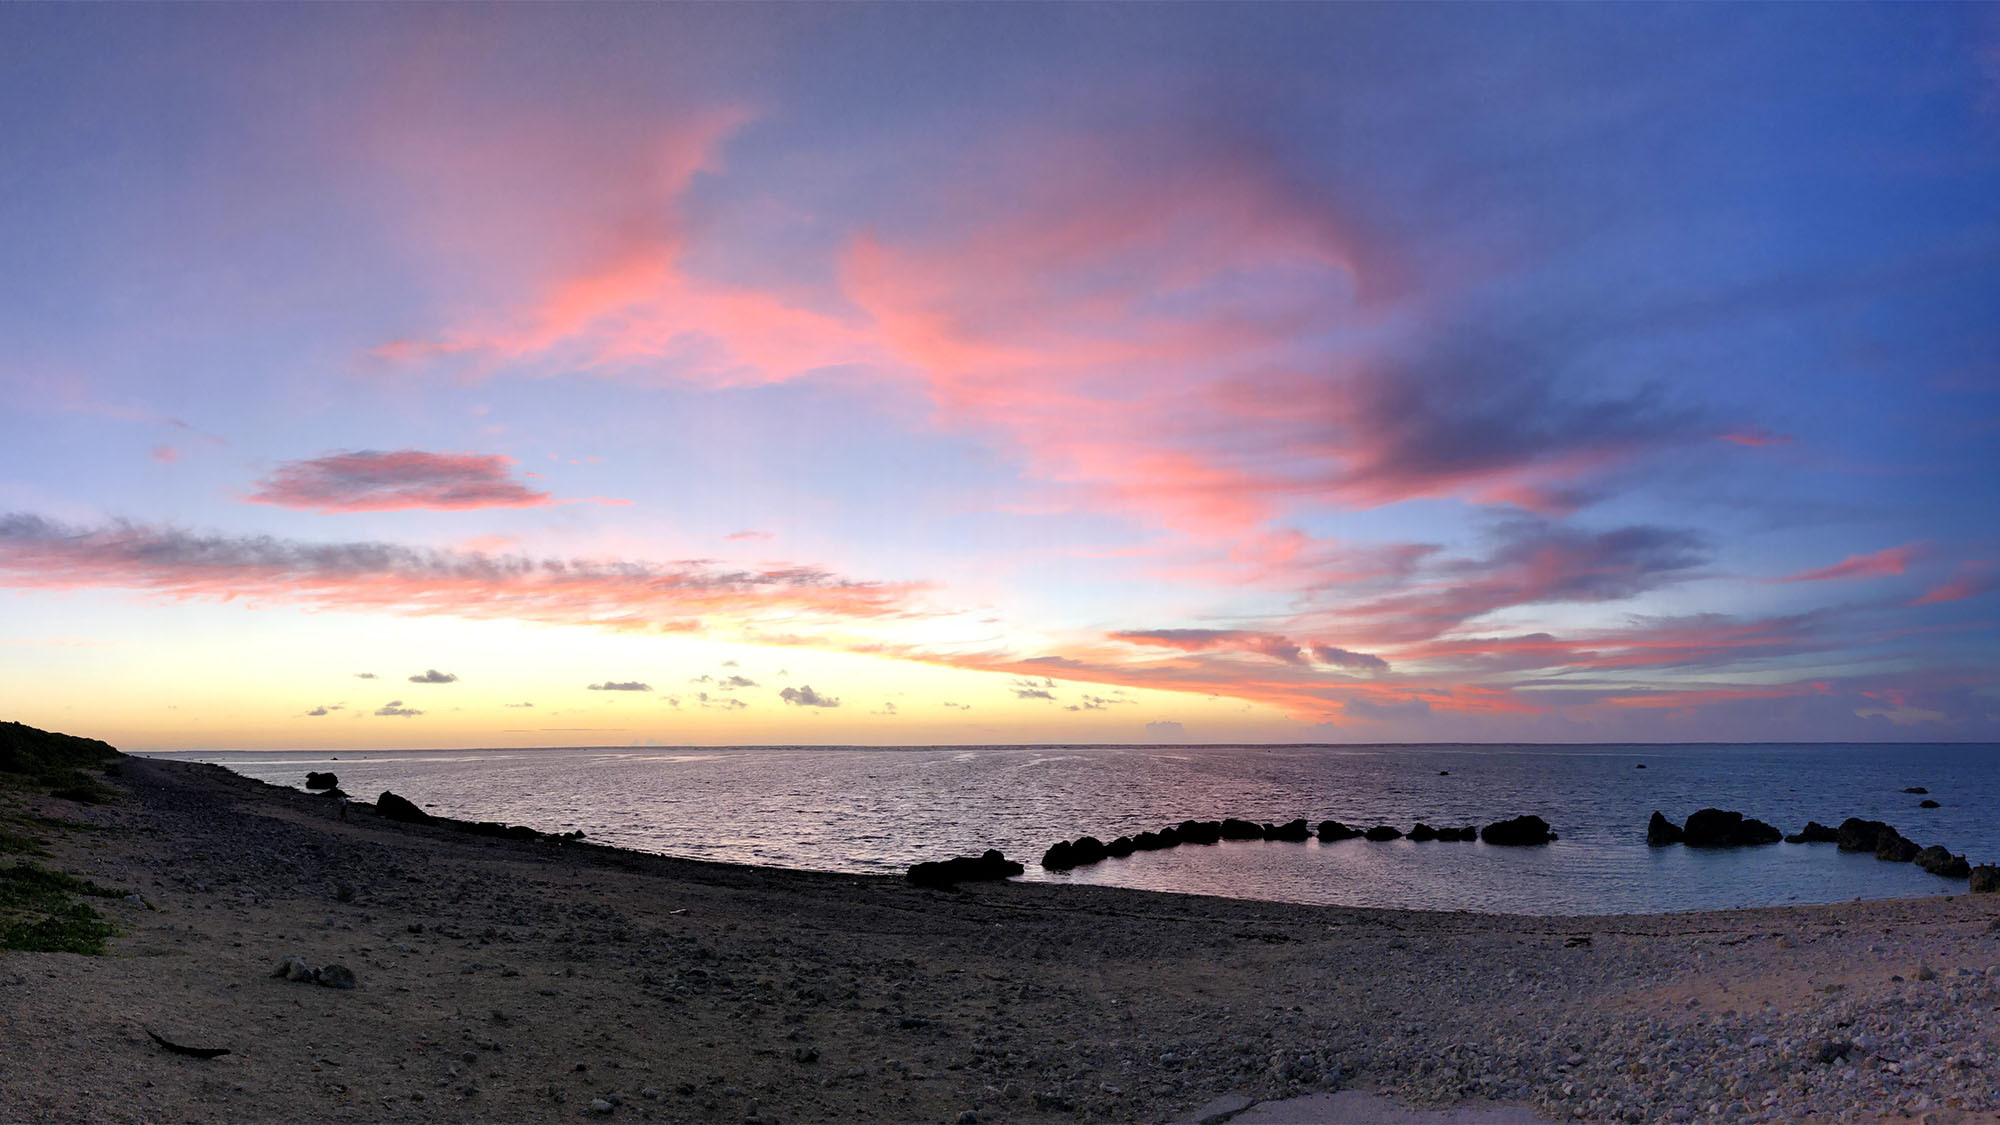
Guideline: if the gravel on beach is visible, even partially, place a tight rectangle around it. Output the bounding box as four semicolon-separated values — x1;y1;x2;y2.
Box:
3;756;1997;1124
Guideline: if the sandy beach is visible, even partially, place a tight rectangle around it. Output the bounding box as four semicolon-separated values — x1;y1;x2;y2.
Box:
4;754;1999;1125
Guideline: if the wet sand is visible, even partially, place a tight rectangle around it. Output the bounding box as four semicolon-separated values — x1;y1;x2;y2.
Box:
3;756;1998;1124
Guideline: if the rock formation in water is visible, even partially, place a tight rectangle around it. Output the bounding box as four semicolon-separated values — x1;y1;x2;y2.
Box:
1480;815;1556;846
907;849;1024;887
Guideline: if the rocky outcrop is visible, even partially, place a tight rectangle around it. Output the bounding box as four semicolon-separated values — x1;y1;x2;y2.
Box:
1264;818;1311;842
1039;836;1109;870
1913;846;1969;879
1437;825;1479;841
1647;811;1684;847
1105;836;1136;858
1480;815;1556;846
1177;820;1224;845
908;850;1024;887
1785;821;1839;844
1874;831;1920;863
1679;809;1782;849
374;791;432;824
1836;818;1894;853
1316;820;1360;842
1903;787;1928;795
1363;825;1403;842
1970;865;2000;894
303;771;338;790
1919;799;1940;809
1220;818;1264;841
1408;823;1438;842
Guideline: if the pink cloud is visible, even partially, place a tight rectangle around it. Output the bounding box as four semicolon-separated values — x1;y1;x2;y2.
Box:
1717;427;1794;447
150;445;181;464
246;449;626;513
0;513;922;633
1777;543;1922;583
1913;561;1998;605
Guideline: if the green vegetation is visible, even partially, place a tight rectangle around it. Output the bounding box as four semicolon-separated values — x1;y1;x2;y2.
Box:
0;720;122;804
0;826;44;855
0;860;124;954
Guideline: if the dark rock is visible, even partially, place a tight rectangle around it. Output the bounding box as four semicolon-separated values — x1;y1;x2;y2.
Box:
1316;820;1360;842
1441;825;1479;841
1970;865;2000;894
1438;770;1449;776
1837;818;1894;853
1070;836;1107;864
304;771;339;790
1132;831;1164;851
1155;826;1181;848
1363;824;1403;842
1039;841;1076;870
315;964;357;990
375;791;432;825
272;955;314;982
1875;831;1920;863
1408;823;1438;842
1646;811;1684;847
1635;763;1646;769
1177;820;1223;845
1265;818;1311;843
1785;821;1839;844
1105;836;1135;858
1903;787;1928;795
1220;818;1264;841
1733;818;1782;846
1914;846;1970;879
910;850;1024;887
1919;799;1940;809
1480;815;1556;846
1681;808;1742;848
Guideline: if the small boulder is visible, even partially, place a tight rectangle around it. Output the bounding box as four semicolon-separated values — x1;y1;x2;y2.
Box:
1969;865;2000;894
1132;831;1164;851
271;955;314;982
1264;818;1311;843
1646;811;1684;847
1316;820;1360;842
1441;825;1479;841
1155;825;1182;847
1874;831;1921;863
1408;823;1438;842
1903;787;1929;795
1040;841;1076;870
315;964;357;990
304;771;338;790
1480;815;1556;846
1785;821;1839;844
1220;818;1264;841
1919;799;1941;809
1363;825;1403;842
1105;836;1135;858
1836;818;1894;853
1913;846;1969;879
375;791;431;825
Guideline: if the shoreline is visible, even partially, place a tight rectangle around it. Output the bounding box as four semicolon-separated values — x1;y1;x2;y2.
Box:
3;755;1998;1123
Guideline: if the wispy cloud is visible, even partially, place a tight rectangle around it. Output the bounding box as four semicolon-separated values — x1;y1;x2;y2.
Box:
0;513;926;636
588;681;652;692
408;668;459;684
1778;544;1922;583
247;449;624;513
375;700;422;717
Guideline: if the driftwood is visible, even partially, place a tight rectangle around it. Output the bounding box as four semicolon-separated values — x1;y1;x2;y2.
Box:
144;1027;230;1059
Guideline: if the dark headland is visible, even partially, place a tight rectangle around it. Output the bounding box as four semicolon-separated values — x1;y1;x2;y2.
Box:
3;723;1999;1124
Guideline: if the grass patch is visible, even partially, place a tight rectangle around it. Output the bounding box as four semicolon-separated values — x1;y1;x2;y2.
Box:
0;860;125;955
0;826;44;855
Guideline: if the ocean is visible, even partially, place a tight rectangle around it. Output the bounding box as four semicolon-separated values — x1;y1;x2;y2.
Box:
142;742;2000;917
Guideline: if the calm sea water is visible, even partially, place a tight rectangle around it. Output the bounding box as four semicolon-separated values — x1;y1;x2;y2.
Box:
143;743;2000;917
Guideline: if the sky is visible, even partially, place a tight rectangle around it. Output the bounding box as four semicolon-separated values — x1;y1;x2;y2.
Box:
1;5;1997;750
